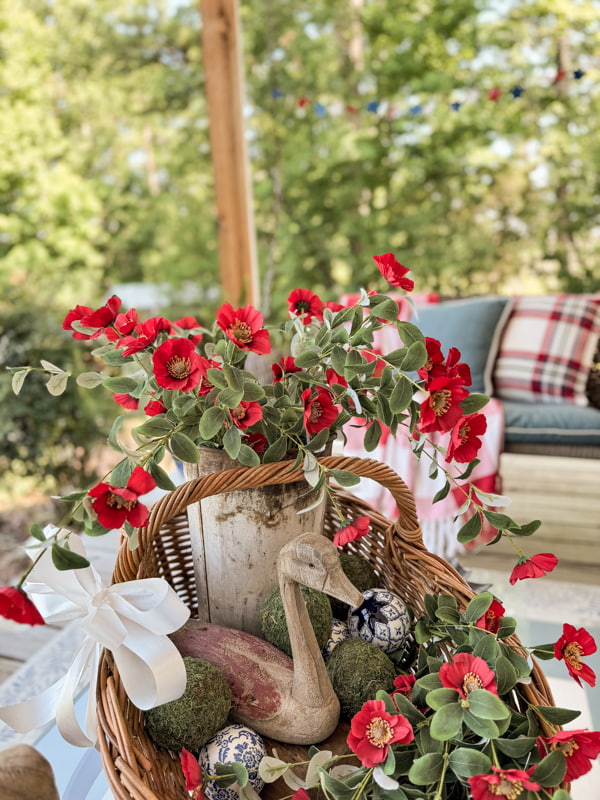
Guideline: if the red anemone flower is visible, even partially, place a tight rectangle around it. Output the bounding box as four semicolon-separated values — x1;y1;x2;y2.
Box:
445;413;487;463
468;766;539;800
325;368;348;388
113;393;139;410
439;652;499;700
537;729;600;781
180;747;204;799
475;598;506;635
119;317;172;356
417;338;445;382
272;356;301;382
445;347;472;386
230;401;263;430
0;586;45;626
88;466;157;529
197;357;222;396
347;698;414;768
509;553;558;585
302;387;339;436
373;253;414;291
333;516;371;547
418;376;469;434
144;398;167;417
171;316;203;346
288;288;324;325
554;623;597;687
63;296;122;339
152;338;202;392
392;674;416;697
105;308;139;342
244;431;268;453
62;304;94;340
216;303;271;354
324;300;345;313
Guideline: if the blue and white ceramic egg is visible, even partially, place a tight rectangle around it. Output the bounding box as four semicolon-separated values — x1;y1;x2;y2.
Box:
322;618;351;659
347;588;410;654
199;723;266;800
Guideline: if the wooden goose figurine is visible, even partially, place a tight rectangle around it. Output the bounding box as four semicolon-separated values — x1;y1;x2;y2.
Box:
171;532;364;744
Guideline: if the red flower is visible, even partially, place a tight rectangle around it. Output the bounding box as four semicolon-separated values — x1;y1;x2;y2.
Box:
373;253;414;291
63;296;122;339
195;357;221;397
244;431;268;453
468;766;539;800
554;623;597;687
488;88;502;102
272;356;301;382
293;790;311;800
0;586;45;626
172;316;203;346
180;747;204;799
392;674;416;697
119;317;172;356
445;413;487;463
216;303;271;355
144;398;167;416
288;289;324;325
88;466;157;529
324;300;345;313
230;401;263;430
439;652;498;700
302;387;339;436
445;347;472;386
509;553;558;585
418;376;468;434
152;338;202;392
537;729;600;781
113;393;139;410
105;308;139;342
333;516;371;547
62;304;94;340
325;368;348;388
417;338;445;382
475;598;506;635
347;699;414;768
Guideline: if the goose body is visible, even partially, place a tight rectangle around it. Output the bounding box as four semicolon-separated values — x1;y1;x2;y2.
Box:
170;532;364;744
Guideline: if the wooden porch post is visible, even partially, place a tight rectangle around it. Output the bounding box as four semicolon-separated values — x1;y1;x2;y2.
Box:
200;0;259;307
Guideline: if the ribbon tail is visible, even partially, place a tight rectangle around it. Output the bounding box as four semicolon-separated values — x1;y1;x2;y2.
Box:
54;641;100;747
0;676;68;736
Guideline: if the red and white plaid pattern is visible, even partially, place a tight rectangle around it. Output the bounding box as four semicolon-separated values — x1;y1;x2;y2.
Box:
494;295;600;406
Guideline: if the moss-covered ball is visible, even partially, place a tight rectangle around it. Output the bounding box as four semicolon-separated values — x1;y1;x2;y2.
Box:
330;551;379;619
260;584;332;657
326;637;396;718
145;657;232;751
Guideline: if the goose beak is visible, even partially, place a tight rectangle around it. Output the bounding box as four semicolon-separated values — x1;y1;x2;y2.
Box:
322;570;364;611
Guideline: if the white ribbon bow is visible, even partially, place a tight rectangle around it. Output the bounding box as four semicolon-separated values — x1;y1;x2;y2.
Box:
0;527;190;747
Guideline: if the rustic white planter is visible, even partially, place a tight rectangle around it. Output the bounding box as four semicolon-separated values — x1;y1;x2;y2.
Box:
183;448;328;637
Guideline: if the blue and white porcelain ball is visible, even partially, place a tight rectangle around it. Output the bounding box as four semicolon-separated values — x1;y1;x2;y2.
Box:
199;723;266;800
322;618;351;659
347;588;410;654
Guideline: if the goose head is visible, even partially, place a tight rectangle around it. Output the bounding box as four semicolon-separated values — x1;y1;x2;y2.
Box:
278;532;364;609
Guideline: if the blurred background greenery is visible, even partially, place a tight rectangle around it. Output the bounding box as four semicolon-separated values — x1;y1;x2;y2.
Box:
1;0;599;498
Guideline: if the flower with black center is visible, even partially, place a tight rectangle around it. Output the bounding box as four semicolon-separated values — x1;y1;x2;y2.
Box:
347;698;414;768
216;302;271;354
509;553;558;585
373;252;414;291
302;387;339;436
288;288;324;325
439;652;499;701
554;623;597;687
537;728;600;781
468;765;539;800
88;466;157;529
0;586;45;626
152;338;202;392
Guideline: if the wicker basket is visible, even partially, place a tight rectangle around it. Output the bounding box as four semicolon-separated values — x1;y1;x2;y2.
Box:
96;455;558;800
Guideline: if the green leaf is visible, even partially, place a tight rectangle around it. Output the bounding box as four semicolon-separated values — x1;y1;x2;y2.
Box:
223;426;242;460
102;376;139;393
199;407;227;439
494;736;537;758
416;673;443;692
430;702;464;740
466;689;510;720
111;458;134;487
389;376;414;413
215;761;248;788
533;750;567;787
494;656;519;695
511;519;542;536
482;510;513;530
533;705;582;725
51;542;90;571
396;320;425;347
237;443;261;467
425;688;460;710
46;372;70;396
304;427;331;453
223;364;244;392
390;693;427;726
401;340;427;371
460;394;489;414
11;369;29;395
263;436;289;463
363;419;382;452
407;753;444;785
318;768;356;800
432;481;451;503
29;523;46;542
294;350;322;368
434;606;460;624
330;345;347;374
206;368;227;388
375;690;398;715
218;387;245;409
551;790;574;800
135;417;175;437
465;592;494;624
457;512;482;543
531;644;556;661
502;646;532;678
472;635;498;664
329;468;361;487
76;371;104;389
495;617;517;639
462;709;499;739
169;432;200;463
148;462;177;491
447;747;491;778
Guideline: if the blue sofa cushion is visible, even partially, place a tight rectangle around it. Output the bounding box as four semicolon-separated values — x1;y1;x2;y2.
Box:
502;399;600;445
412;296;511;395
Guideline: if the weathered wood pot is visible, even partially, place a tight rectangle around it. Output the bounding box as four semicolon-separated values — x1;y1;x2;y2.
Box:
183;447;330;637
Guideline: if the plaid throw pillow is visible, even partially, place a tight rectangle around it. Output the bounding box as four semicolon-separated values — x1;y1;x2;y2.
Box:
494;295;600;406
586;338;600;409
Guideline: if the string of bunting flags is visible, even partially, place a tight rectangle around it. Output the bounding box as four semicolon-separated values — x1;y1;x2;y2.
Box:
268;67;589;121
